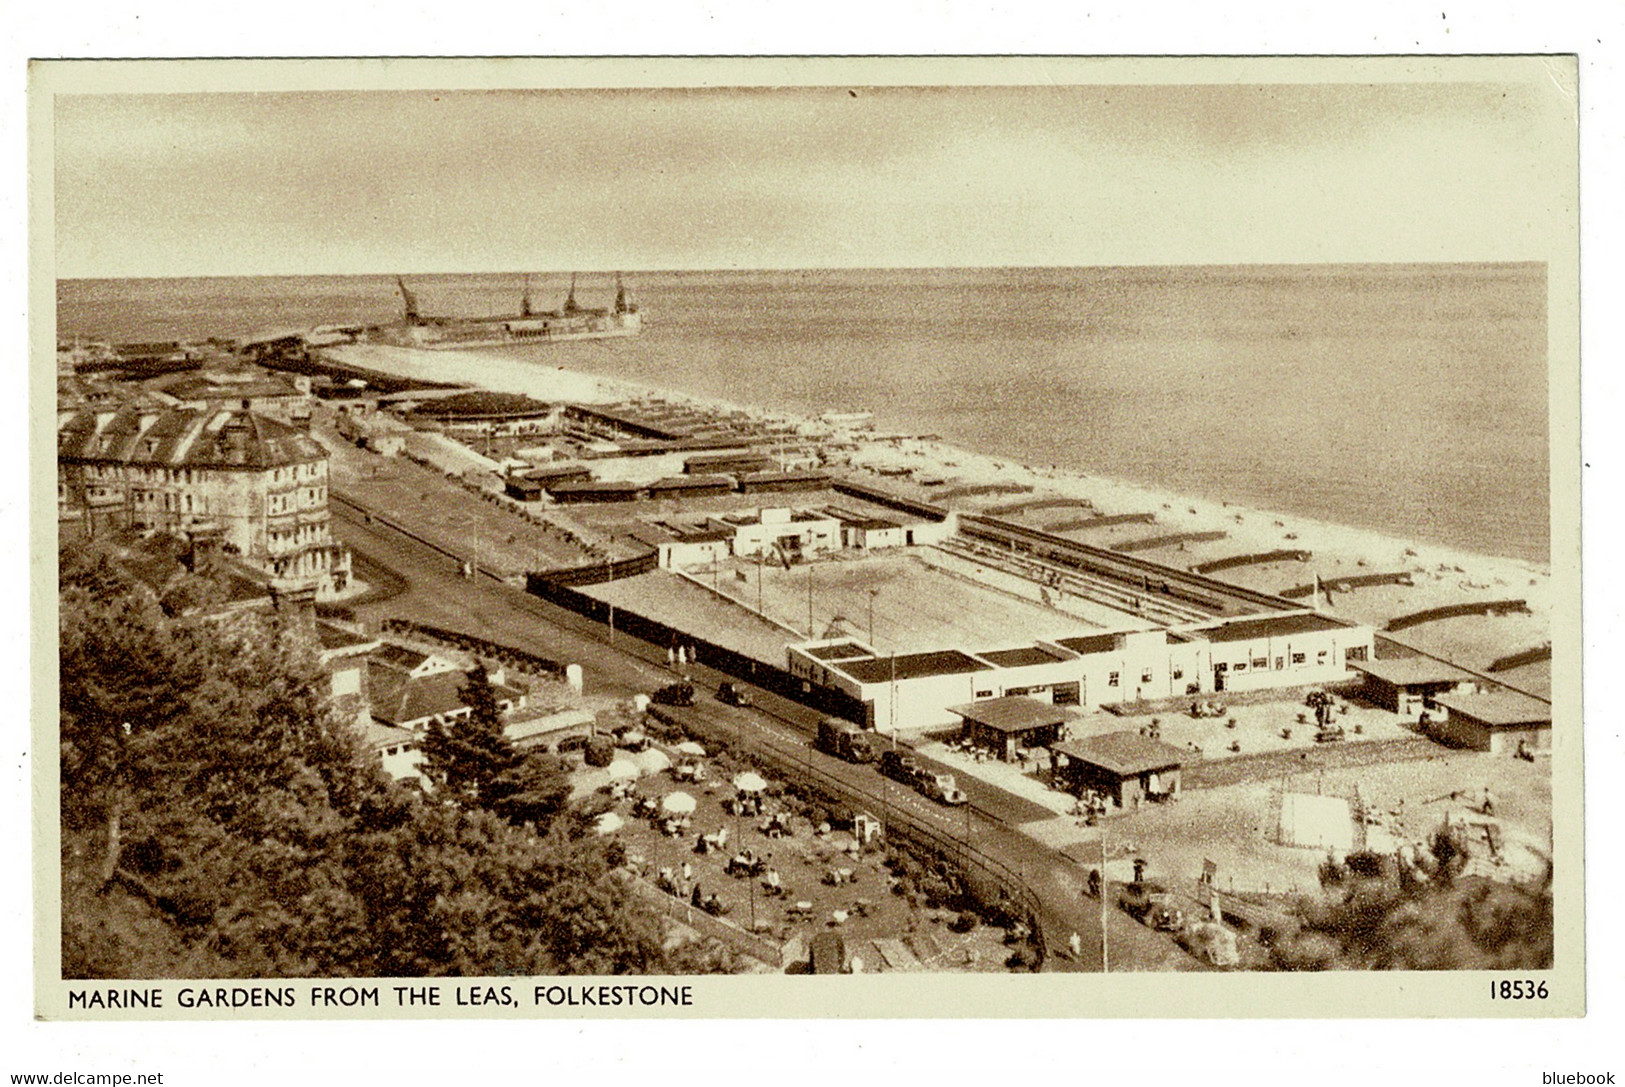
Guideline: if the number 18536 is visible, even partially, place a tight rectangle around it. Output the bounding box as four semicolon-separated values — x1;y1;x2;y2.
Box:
1492;979;1549;999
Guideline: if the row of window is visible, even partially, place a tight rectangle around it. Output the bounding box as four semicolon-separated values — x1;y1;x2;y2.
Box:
266;488;326;515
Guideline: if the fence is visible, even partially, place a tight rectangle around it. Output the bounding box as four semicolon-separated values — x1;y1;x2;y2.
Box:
1385;599;1531;632
378;617;567;679
628;879;784;967
830;480;949;522
1113;530;1229;554
1191;549;1314;575
532;550;660;587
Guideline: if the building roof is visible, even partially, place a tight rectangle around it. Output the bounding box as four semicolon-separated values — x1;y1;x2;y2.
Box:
316;620;377;655
837;650;991;685
740;470;830;485
359;721;418;751
367;665;524;728
1053;732;1187;777
523;463;592;481
949;696;1080;734
505;708;595;744
801;640;876;662
975;645;1071;669
59;404;325;470
407;390;551;419
149;368;305;404
1055;633;1120;656
371;643;432;673
648;475;735;492
547;480;643;494
1187;612;1353;644
1432;689;1552;728
1351;657;1478;687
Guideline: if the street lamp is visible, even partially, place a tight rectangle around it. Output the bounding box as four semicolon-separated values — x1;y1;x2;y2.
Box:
867;588;879;648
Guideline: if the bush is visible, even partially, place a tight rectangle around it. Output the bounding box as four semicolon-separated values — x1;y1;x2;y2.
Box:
948;910;979;934
584;736;615;768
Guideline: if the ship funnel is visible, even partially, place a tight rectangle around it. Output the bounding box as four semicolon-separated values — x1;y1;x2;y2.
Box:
564;273;579;315
521;275;534;318
615;272;636;314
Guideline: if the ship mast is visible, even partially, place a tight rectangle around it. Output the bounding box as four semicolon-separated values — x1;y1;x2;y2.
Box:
615;272;636;315
396;277;420;324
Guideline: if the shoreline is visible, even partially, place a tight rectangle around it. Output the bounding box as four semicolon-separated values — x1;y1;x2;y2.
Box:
325;342;1552;669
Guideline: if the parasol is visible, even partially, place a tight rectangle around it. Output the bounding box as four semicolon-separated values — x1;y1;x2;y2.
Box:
661;791;698;815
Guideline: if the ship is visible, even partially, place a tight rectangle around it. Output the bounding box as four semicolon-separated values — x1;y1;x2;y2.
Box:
370;273;641;349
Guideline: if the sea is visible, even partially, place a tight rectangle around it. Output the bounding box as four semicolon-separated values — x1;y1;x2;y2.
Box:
56;264;1551;566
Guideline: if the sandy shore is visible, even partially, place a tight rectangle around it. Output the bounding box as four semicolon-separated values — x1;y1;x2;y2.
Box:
324;342;1552;677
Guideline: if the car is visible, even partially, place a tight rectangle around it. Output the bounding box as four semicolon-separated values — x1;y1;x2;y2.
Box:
1119;880;1184;931
816;717;878;763
651;682;696;707
716;681;752;707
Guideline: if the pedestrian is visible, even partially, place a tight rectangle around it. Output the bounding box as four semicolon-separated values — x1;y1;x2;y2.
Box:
1069;932;1082;960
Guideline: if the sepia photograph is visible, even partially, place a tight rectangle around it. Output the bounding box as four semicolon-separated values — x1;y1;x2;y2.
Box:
31;54;1583;1021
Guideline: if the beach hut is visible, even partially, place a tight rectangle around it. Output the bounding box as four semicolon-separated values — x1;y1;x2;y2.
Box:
593;812;625;836
1429;689;1552;754
605;758;639;782
949;696;1080;762
1052;732;1185;808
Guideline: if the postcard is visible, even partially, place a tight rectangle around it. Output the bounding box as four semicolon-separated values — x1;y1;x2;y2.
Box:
31;54;1582;1020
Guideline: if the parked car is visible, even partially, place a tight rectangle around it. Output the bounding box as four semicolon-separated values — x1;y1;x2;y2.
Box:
1119;880;1185;931
816;717;878;763
716;681;752;707
651;682;696;707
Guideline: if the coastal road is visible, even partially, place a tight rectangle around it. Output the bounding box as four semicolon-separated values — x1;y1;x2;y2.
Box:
332;495;1198;973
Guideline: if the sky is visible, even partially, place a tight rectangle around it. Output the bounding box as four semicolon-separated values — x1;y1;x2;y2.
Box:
48;63;1577;277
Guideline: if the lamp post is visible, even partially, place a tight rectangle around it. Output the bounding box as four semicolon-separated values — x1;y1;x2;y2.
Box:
867;588;879;648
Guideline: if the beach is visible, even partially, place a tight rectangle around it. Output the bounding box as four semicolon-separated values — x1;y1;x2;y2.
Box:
326;340;1552;692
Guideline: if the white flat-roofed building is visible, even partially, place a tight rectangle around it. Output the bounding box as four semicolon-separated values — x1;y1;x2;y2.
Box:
1181;611;1372;695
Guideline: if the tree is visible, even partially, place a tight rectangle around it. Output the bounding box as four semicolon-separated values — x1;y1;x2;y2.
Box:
57;543;727;978
418;663;523;808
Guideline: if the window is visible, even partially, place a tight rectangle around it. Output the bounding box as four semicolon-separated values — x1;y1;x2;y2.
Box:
1233;662;1247;672
1292;653;1306;665
1275;657;1284;670
1215;662;1228;672
1346;645;1369;662
1317;650;1328;663
975;690;994;699
1172;668;1184;680
1252;658;1268;670
1141;669;1153;684
1108;672;1120;687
